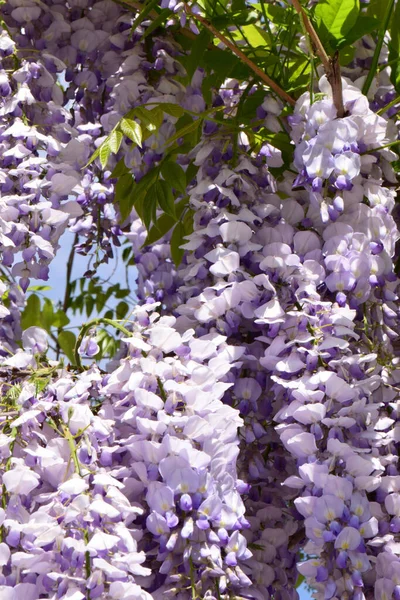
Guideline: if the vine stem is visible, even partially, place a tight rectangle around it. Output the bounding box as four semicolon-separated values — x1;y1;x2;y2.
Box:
362;0;395;96
62;233;78;314
74;317;131;368
291;0;345;117
377;94;400;116
63;425;82;476
56;233;78;360
183;3;296;106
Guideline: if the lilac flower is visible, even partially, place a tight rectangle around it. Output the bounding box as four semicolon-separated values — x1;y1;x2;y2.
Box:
78;335;100;358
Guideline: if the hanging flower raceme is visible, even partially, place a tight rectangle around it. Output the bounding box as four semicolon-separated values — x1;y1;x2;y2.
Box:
0;304;251;599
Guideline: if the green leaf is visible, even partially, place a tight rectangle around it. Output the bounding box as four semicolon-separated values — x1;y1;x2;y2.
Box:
115;287;130;298
116;301;129;320
120;118;142;146
161;161;187;193
141;184;158;230
170;210;193;266
231;0;246;11
115;173;136;222
27;285;52;292
211;10;257;28
389;0;400;93
203;47;241;82
253;3;287;26
185;162;199;185
363;0;395;95
99;142;111;169
133;171;160;224
164;119;201;147
85;146;101;168
42;298;55;332
295;574;305;589
339;45;355;66
21;294;41;330
335;15;379;48
186;29;211;79
130;0;160;32
143;214;176;246
32;376;51;394
142;8;171;38
158;103;184;119
153;180;176;218
53;310;70;328
131;106;160;133
170;221;185;266
108;130;123;154
122;245;132;261
147;107;164;130
367;0;389;21
95;293;106;313
239;24;268;47
58;331;76;364
143;197;188;246
111;158;128;178
96;329;118;359
86;296;95;318
315;0;359;43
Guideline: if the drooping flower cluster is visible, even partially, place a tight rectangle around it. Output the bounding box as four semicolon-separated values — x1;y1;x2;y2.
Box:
0;307;251;599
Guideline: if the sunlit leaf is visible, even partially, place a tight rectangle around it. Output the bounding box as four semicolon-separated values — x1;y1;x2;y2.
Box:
315;0;360;44
120;118;142;146
108;130;123;154
58;331;76;364
99;142;111;169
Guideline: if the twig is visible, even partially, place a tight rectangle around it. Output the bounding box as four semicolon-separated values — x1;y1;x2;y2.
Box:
184;3;296;106
291;0;329;69
291;0;344;117
63;233;78;314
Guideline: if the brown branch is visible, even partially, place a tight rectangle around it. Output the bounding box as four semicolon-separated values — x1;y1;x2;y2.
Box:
291;0;345;117
184;4;296;106
328;52;345;118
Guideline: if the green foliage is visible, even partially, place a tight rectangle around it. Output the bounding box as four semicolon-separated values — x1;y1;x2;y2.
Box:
120;118;143;146
170;209;194;266
335;15;379;49
160;161;187;194
314;0;360;49
22;294;71;334
69;277;130;320
99;329;120;357
389;0;400;93
57;331;77;364
21;293;74;360
21;294;42;329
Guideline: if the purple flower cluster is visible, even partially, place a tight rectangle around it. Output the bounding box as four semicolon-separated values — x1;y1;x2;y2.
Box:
132;77;400;598
0;306;249;598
